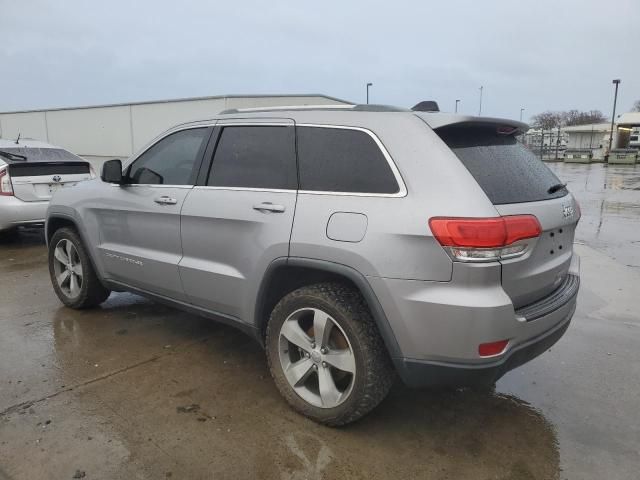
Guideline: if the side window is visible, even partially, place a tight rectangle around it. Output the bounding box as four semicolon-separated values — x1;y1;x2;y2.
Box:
128;128;209;185
207;126;296;189
297;127;399;194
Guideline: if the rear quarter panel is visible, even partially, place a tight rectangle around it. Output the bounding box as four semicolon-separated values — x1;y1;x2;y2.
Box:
289;113;500;281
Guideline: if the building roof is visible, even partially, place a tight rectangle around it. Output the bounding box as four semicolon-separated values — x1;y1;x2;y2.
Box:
616;112;640;126
0;94;352;115
563;123;611;133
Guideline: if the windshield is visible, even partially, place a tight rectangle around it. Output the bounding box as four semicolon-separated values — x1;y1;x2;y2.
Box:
436;124;568;205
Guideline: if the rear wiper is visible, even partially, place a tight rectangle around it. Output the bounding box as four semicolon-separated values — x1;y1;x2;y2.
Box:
547;183;567;194
0;150;27;161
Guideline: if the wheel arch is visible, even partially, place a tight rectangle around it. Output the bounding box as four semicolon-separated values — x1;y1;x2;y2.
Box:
46;215;79;246
46;213;107;288
254;257;402;358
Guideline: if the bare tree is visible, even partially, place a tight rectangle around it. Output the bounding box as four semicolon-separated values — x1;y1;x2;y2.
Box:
563;110;606;126
531;109;605;128
531;111;562;130
632;100;640;112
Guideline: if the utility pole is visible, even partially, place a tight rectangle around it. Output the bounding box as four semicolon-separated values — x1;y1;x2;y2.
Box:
366;83;373;104
555;124;561;161
539;129;544;160
606;79;621;162
455;99;460;113
478;86;483;116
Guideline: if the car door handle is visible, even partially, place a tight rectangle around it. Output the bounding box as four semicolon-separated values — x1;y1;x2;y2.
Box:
154;196;178;205
253;202;285;213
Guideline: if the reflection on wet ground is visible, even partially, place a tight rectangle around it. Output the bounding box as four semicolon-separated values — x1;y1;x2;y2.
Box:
1;165;639;479
549;163;640;267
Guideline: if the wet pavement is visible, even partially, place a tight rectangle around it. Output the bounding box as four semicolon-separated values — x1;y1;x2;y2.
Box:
1;163;639;479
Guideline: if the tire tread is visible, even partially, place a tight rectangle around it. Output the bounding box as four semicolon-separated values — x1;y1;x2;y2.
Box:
266;282;395;426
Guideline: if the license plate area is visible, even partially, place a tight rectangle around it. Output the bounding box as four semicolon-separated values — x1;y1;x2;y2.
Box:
546;226;570;256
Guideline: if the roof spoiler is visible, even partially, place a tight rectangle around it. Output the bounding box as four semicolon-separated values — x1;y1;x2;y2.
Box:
411;101;440;112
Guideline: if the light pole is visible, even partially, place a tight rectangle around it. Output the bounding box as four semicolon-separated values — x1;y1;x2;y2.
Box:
455;99;460;113
606;79;621;162
520;108;525;121
478;86;483;116
366;83;373;104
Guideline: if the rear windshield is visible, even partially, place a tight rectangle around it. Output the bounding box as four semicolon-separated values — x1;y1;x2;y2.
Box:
436;124;567;204
0;147;80;162
9;162;89;177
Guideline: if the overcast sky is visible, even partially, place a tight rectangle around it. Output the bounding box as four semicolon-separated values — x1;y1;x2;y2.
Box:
1;0;638;121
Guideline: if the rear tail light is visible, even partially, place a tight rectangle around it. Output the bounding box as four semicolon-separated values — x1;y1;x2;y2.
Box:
0;167;14;196
429;215;541;262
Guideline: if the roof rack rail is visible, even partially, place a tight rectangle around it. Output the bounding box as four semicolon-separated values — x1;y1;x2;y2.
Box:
220;104;355;114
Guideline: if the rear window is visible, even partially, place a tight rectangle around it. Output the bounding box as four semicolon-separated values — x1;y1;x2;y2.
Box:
0;147;81;162
297;126;399;194
9;162;89;177
436;124;567;204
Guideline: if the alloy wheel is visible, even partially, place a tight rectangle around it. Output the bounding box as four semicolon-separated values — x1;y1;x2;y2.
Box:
52;238;83;298
278;308;356;408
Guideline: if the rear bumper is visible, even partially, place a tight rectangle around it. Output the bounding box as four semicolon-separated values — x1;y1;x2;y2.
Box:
394;302;574;388
368;253;580;387
0;196;48;231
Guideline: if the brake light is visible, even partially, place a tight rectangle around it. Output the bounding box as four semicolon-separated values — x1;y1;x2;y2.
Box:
0;168;14;196
429;215;541;262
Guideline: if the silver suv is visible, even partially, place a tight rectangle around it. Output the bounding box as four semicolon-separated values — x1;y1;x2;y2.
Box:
46;104;580;425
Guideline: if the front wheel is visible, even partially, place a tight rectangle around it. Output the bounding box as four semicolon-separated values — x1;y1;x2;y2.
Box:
48;227;111;308
266;283;395;426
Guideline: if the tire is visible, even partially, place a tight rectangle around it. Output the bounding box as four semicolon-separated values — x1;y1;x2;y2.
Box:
266;282;395;426
48;227;111;308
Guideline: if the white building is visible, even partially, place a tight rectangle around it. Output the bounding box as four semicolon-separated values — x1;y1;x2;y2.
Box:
615;112;640;150
563;123;611;160
0;94;350;165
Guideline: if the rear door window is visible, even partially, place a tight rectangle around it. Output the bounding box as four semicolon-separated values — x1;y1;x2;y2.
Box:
436;124;567;204
296;126;399;194
207;126;296;189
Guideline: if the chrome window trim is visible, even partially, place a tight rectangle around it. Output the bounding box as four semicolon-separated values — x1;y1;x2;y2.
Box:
193;186;295;194
120;121;407;197
295;123;407;198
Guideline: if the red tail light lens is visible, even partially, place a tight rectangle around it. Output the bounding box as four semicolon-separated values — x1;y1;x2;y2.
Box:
478;339;509;357
429;215;541;248
0;168;14;196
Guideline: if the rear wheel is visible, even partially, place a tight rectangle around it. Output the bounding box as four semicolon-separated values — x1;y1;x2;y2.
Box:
266;283;395;426
48;227;110;308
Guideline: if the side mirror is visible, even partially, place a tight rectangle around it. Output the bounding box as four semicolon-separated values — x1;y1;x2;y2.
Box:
101;159;123;184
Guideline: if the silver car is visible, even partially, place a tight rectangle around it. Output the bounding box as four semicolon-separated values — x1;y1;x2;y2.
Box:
0;138;93;232
46;104;580;425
